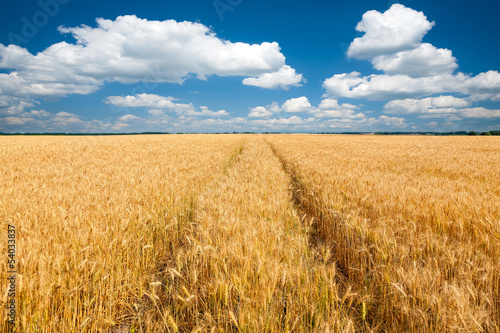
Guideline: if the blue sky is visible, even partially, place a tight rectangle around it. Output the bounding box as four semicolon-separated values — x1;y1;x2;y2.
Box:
1;0;499;133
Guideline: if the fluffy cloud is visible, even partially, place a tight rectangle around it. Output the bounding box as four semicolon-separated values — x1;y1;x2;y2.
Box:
456;107;500;118
318;98;357;110
242;65;304;89
384;96;500;119
428;96;470;108
186;106;229;117
0;15;301;108
0;106;235;133
0;96;37;116
247;102;282;118
105;93;228;117
250;116;304;126
322;71;500;101
0;44;102;98
320;114;407;130
118;114;142;122
315;98;364;119
249;97;350;118
323;3;500;127
105;94;194;113
250;96;365;119
322;72;367;98
54;16;289;83
1;101;412;133
2;117;33;126
462;71;500;101
282;96;312;113
375;115;407;127
245;97;408;130
347;4;434;59
21;110;52;118
0;15;303;131
248;106;273;118
384;96;471;114
247;97;314;118
315;109;366;119
0;110;113;132
371;43;457;77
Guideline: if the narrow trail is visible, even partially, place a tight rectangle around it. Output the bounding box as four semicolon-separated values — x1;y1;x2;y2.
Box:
263;136;500;332
264;138;351;299
135;136;355;332
108;138;248;333
111;136;360;332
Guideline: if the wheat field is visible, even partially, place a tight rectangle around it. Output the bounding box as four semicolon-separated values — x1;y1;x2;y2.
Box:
1;134;499;332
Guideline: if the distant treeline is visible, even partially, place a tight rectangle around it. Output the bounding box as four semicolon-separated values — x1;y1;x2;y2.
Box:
1;130;499;136
0;132;172;136
466;130;500;136
311;131;499;136
373;131;499;136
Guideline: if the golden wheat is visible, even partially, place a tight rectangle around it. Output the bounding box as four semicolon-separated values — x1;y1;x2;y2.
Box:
267;134;500;331
1;134;498;332
0;135;243;331
137;137;353;332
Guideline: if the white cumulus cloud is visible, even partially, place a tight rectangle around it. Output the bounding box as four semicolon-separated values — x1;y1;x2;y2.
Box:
375;115;407;127
324;1;500;125
186;106;229;117
322;71;500;101
248;106;273;118
105;94;228;117
384;96;471;114
371;43;457;77
250;116;304;126
242;65;304;89
318;98;358;110
0;95;37;116
105;94;194;112
0;15;302;113
458;107;500;118
0;109;115;132
347;4;434;59
282;96;312;113
118;114;142;122
383;96;500;120
53;16;288;83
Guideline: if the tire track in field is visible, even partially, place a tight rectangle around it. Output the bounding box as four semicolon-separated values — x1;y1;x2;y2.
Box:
156;137;351;332
109;138;247;333
263;138;370;329
179;137;310;331
265;138;482;331
116;136;355;332
264;139;350;282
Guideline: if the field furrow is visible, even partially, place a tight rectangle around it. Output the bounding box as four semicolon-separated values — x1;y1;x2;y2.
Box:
0;135;244;332
136;137;358;332
267;134;500;332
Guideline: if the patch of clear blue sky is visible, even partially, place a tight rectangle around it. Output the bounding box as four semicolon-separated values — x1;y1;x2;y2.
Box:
1;0;499;126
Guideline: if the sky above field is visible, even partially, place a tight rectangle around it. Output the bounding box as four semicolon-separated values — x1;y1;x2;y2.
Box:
1;0;500;133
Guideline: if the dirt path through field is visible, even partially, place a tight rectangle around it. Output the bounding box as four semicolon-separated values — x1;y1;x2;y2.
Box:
264;134;500;332
132;136;354;332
